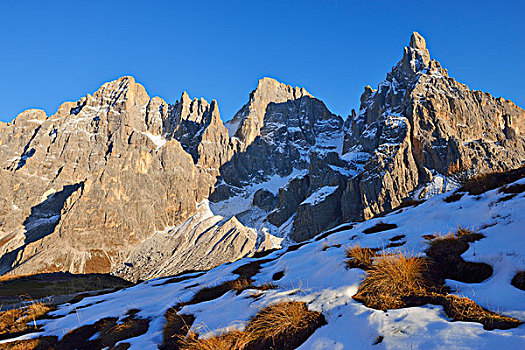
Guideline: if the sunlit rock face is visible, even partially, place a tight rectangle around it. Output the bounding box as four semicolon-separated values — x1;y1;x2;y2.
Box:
0;77;217;275
340;32;525;221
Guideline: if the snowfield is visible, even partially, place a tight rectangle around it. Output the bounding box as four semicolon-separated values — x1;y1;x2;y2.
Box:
3;178;524;349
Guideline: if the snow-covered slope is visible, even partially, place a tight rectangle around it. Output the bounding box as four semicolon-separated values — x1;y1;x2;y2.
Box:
3;176;524;349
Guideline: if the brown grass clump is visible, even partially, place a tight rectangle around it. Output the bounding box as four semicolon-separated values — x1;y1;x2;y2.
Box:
228;278;254;294
178;330;247;350
243;301;326;350
0;302;55;340
457;166;525;196
362;221;397;234
1;336;58;350
353;253;434;310
345;245;378;269
511;271;525;291
228;278;277;295
178;301;326;350
351;228;523;330
442;295;523;330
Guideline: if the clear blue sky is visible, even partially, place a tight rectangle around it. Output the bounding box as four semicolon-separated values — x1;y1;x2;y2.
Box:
0;0;523;123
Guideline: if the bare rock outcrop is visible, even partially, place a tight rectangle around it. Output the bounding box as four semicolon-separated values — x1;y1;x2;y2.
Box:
114;201;270;282
0;77;215;275
341;32;525;221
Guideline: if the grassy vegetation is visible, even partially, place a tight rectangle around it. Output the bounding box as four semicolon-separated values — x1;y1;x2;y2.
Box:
345;245;377;269
459;167;525;195
351;227;522;330
160;308;195;350
0;301;55;340
177;301;326;350
353;253;433;310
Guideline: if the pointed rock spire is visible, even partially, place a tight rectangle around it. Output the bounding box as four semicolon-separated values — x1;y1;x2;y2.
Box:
410;32;427;50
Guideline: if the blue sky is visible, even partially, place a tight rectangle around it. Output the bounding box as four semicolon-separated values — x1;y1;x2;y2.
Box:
0;0;523;123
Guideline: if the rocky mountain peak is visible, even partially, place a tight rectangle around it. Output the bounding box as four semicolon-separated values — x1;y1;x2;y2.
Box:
341;32;524;222
226;77;312;149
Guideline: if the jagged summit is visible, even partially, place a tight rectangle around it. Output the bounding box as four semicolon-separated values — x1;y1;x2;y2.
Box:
225;77;312;147
409;31;427;50
341;31;524;221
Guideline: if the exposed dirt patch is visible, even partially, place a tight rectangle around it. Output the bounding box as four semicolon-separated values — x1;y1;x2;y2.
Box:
1;335;58;350
159;272;206;286
0;272;132;307
363;221;397;234
160;308;195;350
444;192;464;203
500;182;525;194
57;309;149;349
389;235;405;242
315;223;355;241
426;229;492;283
394;199;425;210
385;241;406;248
511;271;525;291
272;271;285;281
497;194;517;202
232;259;274;280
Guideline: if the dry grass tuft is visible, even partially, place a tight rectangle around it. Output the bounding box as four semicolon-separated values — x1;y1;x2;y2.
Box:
442;294;523;330
228;278;254;294
0;302;54;340
345;245;377;269
160;308;195;350
178;329;247;350
351;230;523;330
178;301;325;350
244;301;326;349
353;253;433;310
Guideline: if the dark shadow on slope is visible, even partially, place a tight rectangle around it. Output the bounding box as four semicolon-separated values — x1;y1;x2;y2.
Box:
0;182;84;275
23;182;84;245
12;125;41;171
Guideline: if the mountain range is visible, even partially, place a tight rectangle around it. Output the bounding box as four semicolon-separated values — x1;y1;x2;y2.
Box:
0;32;523;283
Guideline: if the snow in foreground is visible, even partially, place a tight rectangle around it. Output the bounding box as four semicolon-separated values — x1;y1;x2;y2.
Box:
4;178;525;349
